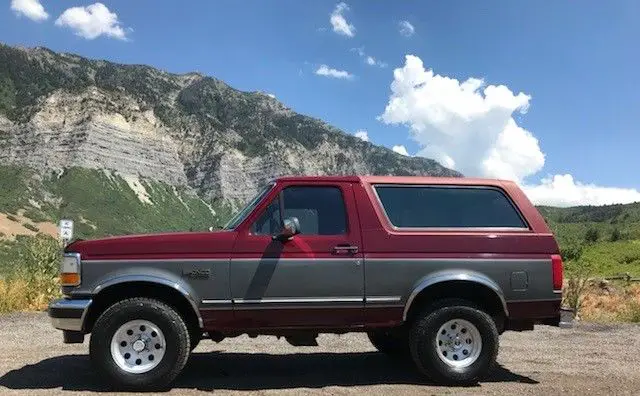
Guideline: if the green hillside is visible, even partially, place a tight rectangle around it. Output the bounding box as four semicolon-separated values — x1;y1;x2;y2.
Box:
538;203;640;276
0;165;223;239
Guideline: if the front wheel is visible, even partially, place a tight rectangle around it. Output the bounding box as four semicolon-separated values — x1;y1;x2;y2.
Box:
89;297;191;390
409;299;499;385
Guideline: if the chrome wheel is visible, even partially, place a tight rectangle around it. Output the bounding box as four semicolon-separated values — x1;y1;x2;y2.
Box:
110;319;166;374
435;319;482;368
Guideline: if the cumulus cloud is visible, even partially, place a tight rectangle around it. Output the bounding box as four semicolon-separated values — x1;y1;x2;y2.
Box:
10;0;48;22
55;3;129;40
523;175;640;207
380;54;640;207
315;64;353;80
399;21;415;37
392;145;409;156
354;130;369;142
380;55;543;182
330;2;355;37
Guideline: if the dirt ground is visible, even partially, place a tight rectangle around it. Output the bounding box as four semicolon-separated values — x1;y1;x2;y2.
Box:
0;312;639;395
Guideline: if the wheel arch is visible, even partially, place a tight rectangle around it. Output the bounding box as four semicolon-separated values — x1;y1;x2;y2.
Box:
84;275;203;334
403;271;508;326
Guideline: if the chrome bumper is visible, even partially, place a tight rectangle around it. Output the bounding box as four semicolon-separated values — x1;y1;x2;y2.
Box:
48;298;92;332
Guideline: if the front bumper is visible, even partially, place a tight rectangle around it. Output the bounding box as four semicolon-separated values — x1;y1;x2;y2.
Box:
48;298;92;332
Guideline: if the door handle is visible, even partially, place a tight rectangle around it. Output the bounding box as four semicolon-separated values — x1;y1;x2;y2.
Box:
333;245;359;254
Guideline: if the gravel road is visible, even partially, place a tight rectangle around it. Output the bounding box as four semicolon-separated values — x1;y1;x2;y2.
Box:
1;312;639;395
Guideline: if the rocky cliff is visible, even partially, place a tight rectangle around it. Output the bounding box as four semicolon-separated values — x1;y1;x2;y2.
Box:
0;44;458;236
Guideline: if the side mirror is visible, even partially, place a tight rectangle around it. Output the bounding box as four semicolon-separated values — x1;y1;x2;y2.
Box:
273;217;300;242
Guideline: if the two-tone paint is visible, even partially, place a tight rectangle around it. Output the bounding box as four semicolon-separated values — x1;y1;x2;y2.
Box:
52;175;562;337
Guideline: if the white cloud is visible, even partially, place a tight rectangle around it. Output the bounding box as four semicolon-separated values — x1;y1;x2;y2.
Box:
354;130;369;142
352;47;386;68
55;3;129;40
399;21;415;37
392;145;409;156
330;2;355;37
523;175;640;207
10;0;48;22
380;55;543;182
315;64;353;80
380;54;640;207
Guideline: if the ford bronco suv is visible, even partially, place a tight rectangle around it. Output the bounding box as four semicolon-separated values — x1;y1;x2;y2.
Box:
49;176;563;389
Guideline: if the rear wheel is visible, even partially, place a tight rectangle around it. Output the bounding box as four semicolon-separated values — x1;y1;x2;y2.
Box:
89;297;191;390
367;328;410;358
409;299;499;385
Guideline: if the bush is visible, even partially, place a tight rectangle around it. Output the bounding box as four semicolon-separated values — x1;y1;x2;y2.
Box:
22;222;39;232
563;259;594;316
609;228;621;242
0;234;60;312
6;214;18;222
584;228;599;243
625;301;640;323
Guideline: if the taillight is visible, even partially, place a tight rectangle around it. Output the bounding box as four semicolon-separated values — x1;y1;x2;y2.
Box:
551;254;563;291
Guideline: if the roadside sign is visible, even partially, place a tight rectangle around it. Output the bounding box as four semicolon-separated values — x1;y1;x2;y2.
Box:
59;219;74;242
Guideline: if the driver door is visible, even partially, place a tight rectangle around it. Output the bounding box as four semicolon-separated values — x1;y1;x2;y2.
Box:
230;182;364;328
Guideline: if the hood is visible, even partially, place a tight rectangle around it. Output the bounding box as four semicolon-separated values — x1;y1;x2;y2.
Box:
65;230;237;260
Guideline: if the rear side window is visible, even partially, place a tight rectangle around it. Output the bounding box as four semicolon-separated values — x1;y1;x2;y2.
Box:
374;185;527;229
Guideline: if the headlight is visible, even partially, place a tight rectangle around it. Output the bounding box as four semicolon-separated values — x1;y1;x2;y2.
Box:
60;252;81;286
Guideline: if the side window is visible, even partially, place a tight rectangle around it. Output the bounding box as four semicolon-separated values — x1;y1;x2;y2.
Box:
374;185;527;229
282;186;347;235
250;186;348;235
250;199;281;235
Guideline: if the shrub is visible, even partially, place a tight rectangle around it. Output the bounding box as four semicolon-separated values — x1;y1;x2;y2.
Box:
22;222;39;232
0;234;61;312
625;301;640;323
584;228;599;243
609;228;621;242
562;259;594;316
6;214;18;222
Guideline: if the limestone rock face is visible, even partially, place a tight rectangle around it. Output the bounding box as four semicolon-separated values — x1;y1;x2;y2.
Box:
0;44;460;206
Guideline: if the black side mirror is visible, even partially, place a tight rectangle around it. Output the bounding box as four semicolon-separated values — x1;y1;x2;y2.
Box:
273;217;300;242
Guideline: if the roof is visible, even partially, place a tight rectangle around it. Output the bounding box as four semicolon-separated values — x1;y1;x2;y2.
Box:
274;175;515;187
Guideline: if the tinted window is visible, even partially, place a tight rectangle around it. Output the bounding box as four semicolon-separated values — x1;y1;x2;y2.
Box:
251;186;348;235
251;199;281;235
374;186;527;229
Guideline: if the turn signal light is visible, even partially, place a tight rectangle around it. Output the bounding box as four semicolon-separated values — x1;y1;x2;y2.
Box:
60;272;80;286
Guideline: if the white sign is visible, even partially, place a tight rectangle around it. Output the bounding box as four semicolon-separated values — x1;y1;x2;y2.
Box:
59;219;74;241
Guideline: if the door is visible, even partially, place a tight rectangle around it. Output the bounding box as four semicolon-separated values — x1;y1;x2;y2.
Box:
230;182;364;328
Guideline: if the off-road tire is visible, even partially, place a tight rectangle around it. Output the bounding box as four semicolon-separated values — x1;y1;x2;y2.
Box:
89;297;191;390
367;328;410;358
409;298;499;385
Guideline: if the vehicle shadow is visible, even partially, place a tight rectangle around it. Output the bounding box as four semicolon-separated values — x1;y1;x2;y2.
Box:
0;351;538;392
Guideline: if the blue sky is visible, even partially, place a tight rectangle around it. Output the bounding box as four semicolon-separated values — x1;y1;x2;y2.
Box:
2;0;639;206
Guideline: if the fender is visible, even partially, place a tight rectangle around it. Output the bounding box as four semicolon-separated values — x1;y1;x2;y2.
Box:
92;273;203;328
403;270;509;321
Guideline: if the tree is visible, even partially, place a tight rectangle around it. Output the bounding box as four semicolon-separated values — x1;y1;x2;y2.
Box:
609;228;621;242
584;228;599;243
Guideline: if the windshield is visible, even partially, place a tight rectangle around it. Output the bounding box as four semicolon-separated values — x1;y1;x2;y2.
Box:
222;182;275;230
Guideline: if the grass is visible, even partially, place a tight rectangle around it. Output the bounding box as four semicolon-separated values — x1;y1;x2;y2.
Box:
577;282;640;323
0;234;60;313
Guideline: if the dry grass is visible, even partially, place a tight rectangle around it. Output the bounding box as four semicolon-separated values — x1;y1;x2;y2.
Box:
577;282;640;323
0;277;58;313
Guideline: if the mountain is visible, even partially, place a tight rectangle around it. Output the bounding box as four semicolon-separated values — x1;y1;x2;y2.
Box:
0;44;458;239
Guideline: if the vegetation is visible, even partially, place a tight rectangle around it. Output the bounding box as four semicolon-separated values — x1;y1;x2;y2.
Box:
0;234;60;313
